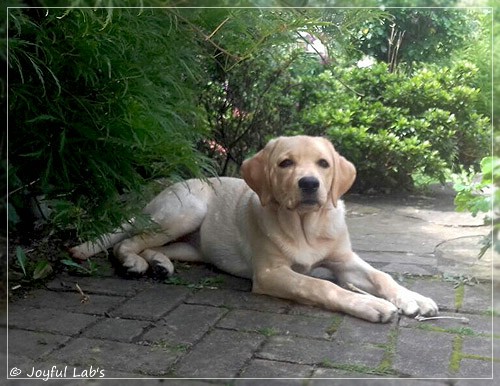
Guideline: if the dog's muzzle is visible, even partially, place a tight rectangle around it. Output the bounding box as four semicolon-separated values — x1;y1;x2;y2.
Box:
298;176;320;206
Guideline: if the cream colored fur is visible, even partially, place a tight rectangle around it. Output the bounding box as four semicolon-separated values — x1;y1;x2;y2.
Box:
70;136;438;322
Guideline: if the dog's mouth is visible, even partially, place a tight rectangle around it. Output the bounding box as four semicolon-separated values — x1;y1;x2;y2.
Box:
283;193;322;211
293;197;322;212
299;190;322;207
300;199;320;206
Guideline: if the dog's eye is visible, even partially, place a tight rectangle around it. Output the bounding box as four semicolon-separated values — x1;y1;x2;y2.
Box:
278;159;294;168
317;159;330;168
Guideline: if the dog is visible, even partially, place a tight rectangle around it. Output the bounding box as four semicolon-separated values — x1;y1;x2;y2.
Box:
70;135;438;322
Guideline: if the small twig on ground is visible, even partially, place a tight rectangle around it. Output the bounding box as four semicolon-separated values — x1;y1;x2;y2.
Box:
75;283;90;304
346;283;470;325
415;315;470;324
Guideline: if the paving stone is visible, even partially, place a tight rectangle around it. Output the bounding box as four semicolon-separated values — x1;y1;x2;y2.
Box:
83;318;151;342
186;288;291;313
407;280;457;311
287;303;341;318
174;329;265;378
436;235;493;280
323;343;386;369
8;306;98;335
141;304;227;346
462;336;494;358
347;214;441;255
399;312;492;336
50;337;180;376
112;285;190;320
494;330;500;359
309;379;447;385
82;372;154;380
7;189;495;380
217;309;336;339
8;329;70;359
358;251;437;267
333;315;395;344
463;314;494;336
461;283;493;313
455;380;498;386
457;357;493;378
258;335;384;368
171;264;252;291
398;207;485;227
379;262;438;276
14;289;126;316
237;380;305;385
238;358;312;378
310;367;383;378
46;274;144;297
393;328;454;377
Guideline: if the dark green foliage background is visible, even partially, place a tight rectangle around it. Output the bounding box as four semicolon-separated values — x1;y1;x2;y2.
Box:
6;1;492;247
8;6;216;239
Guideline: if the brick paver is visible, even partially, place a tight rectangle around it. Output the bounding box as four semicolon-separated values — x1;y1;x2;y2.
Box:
5;190;498;383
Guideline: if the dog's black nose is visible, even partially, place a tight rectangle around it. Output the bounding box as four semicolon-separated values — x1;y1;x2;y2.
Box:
298;176;320;192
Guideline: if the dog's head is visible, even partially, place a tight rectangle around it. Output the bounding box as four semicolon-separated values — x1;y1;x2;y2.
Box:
240;136;356;211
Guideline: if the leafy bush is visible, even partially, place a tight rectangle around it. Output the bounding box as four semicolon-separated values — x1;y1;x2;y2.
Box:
295;61;490;191
454;157;499;258
7;4;491;243
8;7;215;240
351;6;479;68
197;7;389;176
201;49;489;192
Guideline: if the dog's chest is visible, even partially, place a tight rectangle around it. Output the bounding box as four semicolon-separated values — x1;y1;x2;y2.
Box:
269;208;345;270
271;227;334;271
286;236;332;270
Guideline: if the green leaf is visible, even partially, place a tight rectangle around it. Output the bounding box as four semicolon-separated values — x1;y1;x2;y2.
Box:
33;260;53;280
25;114;59;123
480;156;493;178
60;259;86;269
453;183;468;192
8;203;20;225
15;247;27;277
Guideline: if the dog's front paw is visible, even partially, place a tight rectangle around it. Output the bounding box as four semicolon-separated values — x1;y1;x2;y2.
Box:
362;296;399;323
345;293;398;323
394;289;438;317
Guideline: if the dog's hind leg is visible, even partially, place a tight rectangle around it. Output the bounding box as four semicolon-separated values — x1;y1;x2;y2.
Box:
115;192;209;274
113;232;173;274
140;243;202;276
70;222;135;260
129;241;201;277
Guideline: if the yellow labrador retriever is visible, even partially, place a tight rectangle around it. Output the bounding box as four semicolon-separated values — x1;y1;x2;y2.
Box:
70;135;438;322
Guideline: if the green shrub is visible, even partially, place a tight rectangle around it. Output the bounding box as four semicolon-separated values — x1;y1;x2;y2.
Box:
454;157;499;258
7;5;491;243
297;62;490;191
197;7;389;176
201;52;489;191
351;6;479;67
8;8;214;240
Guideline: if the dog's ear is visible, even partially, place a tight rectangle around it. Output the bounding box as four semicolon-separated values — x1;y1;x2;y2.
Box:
240;139;277;206
325;139;356;207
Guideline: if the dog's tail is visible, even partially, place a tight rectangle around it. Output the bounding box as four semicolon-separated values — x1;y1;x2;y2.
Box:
69;222;135;260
